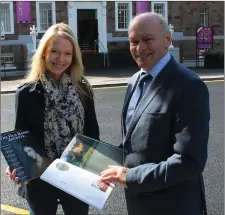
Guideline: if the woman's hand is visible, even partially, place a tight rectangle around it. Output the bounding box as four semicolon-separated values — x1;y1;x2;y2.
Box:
5;167;20;185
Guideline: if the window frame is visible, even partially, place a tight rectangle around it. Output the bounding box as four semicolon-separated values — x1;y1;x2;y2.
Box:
115;1;132;32
36;1;56;33
0;1;14;34
151;1;168;23
200;8;209;27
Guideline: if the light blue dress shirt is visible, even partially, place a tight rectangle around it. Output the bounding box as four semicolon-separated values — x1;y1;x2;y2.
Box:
125;52;171;132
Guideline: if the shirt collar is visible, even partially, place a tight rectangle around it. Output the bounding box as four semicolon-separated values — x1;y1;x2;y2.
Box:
140;52;171;78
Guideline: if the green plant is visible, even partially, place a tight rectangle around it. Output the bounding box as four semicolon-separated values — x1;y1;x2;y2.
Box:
204;51;224;68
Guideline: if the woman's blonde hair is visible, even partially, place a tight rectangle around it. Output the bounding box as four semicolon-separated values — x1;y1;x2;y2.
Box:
25;23;93;97
25;22;92;98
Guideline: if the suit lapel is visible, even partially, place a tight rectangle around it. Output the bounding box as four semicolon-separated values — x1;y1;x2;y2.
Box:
123;57;176;144
122;73;140;137
124;77;164;142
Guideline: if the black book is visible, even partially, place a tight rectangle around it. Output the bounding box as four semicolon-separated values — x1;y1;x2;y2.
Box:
1;130;50;183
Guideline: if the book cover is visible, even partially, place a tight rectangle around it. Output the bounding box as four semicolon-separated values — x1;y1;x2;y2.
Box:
40;134;124;210
1;130;50;183
60;134;124;175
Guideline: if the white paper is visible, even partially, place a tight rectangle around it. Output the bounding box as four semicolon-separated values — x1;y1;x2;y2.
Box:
40;159;114;210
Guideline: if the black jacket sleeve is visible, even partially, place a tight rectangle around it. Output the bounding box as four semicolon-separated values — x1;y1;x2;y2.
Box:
80;81;100;140
15;85;29;130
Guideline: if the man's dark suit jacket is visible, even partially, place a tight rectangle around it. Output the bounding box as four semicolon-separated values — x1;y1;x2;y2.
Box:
14;78;99;201
122;57;210;215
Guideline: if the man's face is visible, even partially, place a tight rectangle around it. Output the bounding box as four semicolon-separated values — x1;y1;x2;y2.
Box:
129;18;171;71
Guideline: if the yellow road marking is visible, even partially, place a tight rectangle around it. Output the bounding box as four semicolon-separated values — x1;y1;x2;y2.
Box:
1;204;29;215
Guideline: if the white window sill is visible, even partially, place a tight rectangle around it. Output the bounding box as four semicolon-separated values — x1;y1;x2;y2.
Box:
1;32;14;35
37;30;47;33
116;29;129;32
1;66;17;70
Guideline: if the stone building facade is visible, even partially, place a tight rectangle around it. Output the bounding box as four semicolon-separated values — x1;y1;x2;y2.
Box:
0;1;224;70
106;1;224;60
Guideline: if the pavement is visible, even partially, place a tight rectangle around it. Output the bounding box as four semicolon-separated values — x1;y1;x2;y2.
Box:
1;67;224;94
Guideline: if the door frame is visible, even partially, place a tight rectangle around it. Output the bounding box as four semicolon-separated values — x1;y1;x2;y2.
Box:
68;1;108;53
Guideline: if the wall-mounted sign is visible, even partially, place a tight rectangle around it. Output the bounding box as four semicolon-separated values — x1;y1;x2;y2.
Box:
16;1;31;23
136;1;148;15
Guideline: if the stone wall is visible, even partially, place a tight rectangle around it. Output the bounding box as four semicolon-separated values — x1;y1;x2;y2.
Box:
168;1;224;36
2;1;224;70
4;2;68;40
106;1;224;58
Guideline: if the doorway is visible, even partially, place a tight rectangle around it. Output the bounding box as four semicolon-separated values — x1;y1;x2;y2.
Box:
77;9;98;51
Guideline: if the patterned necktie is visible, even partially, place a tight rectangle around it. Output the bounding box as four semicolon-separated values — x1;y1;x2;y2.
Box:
135;73;152;109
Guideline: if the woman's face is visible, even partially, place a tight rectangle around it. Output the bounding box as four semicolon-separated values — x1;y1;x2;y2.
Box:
24;147;36;159
44;35;74;81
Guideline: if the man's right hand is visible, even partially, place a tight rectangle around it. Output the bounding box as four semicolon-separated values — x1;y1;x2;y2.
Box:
5;167;20;185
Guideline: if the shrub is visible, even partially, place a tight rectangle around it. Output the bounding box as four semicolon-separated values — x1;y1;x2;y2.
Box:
204;51;224;69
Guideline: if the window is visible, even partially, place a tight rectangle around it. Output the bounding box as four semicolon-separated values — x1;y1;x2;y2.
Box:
151;1;168;23
36;1;56;32
199;9;209;58
153;4;164;16
115;2;132;31
0;2;14;34
200;8;209;27
1;53;15;68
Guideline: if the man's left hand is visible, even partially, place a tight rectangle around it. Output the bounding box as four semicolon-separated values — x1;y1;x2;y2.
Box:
100;165;128;188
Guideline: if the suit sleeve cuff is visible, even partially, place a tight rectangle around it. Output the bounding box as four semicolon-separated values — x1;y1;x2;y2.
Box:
126;167;141;195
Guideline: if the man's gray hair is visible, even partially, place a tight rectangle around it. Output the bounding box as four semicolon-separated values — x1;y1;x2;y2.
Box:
128;12;169;35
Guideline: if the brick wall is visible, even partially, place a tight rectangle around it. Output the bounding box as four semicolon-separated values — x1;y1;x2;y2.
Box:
168;1;224;36
108;41;129;53
2;2;69;70
107;1;138;37
3;1;223;65
107;1;224;57
107;1;224;37
4;2;68;40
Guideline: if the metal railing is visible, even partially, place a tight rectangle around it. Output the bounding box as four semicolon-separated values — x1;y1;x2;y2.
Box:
94;39;109;68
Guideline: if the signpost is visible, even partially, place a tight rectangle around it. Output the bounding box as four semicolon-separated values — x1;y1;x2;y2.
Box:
197;27;213;49
196;26;213;67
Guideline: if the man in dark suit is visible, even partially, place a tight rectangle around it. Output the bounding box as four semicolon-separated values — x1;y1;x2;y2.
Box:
100;12;210;215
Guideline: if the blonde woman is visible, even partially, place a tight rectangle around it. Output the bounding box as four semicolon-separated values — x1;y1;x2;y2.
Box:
6;23;99;215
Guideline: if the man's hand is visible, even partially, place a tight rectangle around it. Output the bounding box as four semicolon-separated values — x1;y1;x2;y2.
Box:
100;165;128;188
